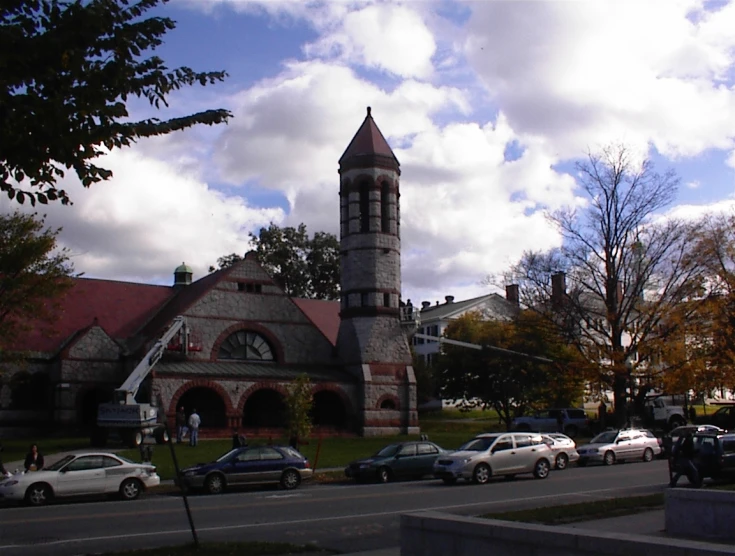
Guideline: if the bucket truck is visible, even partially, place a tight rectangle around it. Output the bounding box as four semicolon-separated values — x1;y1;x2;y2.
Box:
92;317;188;448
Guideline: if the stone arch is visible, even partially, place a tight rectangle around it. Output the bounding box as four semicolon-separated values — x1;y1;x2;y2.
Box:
375;174;398;193
169;379;235;429
376;393;400;411
311;385;350;429
210;323;284;363
77;385;115;429
241;385;288;428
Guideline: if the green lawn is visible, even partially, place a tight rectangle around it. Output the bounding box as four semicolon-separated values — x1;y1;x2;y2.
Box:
91;541;330;556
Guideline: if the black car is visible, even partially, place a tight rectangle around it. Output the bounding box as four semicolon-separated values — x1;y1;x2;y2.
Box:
345;441;446;483
662;425;725;458
697;406;735;431
670;432;735;485
177;446;313;494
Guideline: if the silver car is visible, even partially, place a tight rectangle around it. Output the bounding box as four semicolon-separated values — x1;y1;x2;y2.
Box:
577;428;662;467
541;433;580;470
433;432;554;485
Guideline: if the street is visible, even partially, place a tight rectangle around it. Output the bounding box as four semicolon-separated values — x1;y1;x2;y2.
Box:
0;460;669;556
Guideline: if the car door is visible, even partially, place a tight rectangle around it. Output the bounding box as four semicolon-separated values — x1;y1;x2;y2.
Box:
56;455;107;496
416;443;440;476
511;434;539;472
720;438;735;476
259;447;288;481
488;436;516;474
392;444;419;477
614;432;634;459
230;447;266;485
102;455;128;493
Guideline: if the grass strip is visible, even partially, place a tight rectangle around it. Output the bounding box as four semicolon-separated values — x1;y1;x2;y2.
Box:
87;541;332;556
481;493;665;525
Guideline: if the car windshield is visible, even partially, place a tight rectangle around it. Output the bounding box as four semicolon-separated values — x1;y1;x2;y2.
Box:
591;431;618;444
374;445;400;457
216;449;239;463
45;455;76;471
459;437;497;452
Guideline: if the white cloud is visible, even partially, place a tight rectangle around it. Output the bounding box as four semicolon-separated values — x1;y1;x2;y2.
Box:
686;180;702;189
0;145;282;283
463;0;735;160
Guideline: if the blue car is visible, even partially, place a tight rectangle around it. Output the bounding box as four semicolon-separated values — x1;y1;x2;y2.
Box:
177;445;313;494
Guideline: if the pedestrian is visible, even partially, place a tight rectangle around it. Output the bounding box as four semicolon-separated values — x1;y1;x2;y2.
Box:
176;406;187;444
24;444;44;472
556;411;565;433
598;400;607;430
232;429;247;450
188;409;201;447
0;441;9;477
670;432;699;487
689;406;697;423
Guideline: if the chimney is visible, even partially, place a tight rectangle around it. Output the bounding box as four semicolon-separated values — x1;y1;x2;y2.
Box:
505;284;520;306
551;272;566;305
445;295;455;304
421;301;431;310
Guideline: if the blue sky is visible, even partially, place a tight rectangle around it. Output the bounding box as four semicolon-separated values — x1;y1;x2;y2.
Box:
5;0;735;304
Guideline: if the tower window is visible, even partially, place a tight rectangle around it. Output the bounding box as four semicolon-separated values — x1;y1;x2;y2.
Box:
359;183;370;233
381;182;390;233
361;292;369;307
383;292;390;307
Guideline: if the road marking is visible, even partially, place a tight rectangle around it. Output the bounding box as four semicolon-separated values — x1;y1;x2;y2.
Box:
263;493;305;499
0;484;665;551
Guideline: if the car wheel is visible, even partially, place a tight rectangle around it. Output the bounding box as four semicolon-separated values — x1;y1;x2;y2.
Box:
642;448;654;463
555;453;569;470
154;428;170;445
669;417;686;429
120;478;143;501
205;473;225;495
377;466;392;484
280;469;301;490
564;425;578;438
25;483;52;506
472;463;491;485
533;459;550;479
442;477;457;485
603;450;616;466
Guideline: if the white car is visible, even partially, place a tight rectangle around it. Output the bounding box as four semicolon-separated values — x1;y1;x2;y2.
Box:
577;428;662;467
0;452;160;506
541;433;580;470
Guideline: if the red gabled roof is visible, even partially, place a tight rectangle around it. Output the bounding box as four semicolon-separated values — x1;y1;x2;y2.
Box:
292;298;340;346
339;107;399;165
14;277;174;353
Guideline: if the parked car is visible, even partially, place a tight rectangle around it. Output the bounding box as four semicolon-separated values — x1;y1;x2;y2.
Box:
433;432;553;485
576;428;662;467
345;441;446;483
0;452;159;506
511;408;590;438
662;425;726;458
541;433;579;470
177;445;312;494
697;405;735;431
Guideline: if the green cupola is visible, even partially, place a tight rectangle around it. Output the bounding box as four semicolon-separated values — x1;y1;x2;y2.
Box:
174;262;193;287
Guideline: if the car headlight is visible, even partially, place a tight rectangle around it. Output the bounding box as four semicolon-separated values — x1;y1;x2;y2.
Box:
463;457;474;464
588;448;599;453
184;470;197;476
359;463;372;469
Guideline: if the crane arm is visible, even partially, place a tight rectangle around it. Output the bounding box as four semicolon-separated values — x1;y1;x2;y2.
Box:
115;316;187;404
412;333;554;364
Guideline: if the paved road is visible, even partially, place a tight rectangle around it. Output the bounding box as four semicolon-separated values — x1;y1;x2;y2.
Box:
0;460;669;556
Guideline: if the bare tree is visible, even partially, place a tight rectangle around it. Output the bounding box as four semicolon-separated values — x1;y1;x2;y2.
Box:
501;144;703;423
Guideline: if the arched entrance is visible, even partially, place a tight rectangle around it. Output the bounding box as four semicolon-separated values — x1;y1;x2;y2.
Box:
177;387;227;428
242;389;286;428
78;387;114;429
312;390;347;428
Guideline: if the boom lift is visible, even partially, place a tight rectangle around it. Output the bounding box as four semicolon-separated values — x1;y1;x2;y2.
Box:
93;316;188;448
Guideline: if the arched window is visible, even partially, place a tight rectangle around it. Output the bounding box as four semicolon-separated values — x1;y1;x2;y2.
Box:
381;181;390;233
359;182;370;233
218;331;274;361
380;398;397;410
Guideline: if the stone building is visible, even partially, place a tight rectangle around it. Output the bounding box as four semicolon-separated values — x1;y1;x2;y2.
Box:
0;108;418;438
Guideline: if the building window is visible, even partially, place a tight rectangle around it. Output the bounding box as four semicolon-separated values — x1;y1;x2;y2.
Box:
218;331;274;361
381;182;390;233
359;183;370;232
237;282;246;291
384;292;390;307
380;398;396;410
361;292;369;307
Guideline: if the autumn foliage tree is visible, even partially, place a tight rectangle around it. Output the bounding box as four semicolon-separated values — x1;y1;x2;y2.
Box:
437;311;584;429
1;0;231;206
0;211;74;363
285;374;313;448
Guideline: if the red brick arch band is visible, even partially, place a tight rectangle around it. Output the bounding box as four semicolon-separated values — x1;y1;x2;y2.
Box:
168;378;236;420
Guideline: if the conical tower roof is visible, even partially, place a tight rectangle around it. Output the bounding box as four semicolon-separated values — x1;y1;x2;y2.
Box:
339;107;399;167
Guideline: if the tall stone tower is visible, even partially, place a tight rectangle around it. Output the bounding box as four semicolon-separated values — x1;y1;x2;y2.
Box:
336;107;419;436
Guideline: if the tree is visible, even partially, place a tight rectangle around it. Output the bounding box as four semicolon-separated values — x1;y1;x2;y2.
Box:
212;223;340;300
0;211;74;358
501;144;702;424
437;311;583;429
1;0;231;206
284;374;313;448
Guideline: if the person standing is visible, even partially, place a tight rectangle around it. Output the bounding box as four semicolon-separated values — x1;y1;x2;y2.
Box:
188;409;201;447
232;429;247;450
176;406;187;444
556;411;565;433
24;444;44;472
598;400;607;431
670;432;699;487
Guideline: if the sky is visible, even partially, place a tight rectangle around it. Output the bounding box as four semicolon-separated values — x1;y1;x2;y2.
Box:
5;0;735;305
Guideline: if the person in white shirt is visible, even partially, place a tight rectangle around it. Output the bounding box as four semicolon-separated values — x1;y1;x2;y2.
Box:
188;409;201;447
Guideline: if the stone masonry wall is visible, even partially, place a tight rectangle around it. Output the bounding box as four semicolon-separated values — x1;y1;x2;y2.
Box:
67;326;122;361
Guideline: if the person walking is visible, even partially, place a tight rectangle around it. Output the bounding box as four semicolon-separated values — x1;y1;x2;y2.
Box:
188;409;201;447
598;400;607;431
24;444;44;472
232;429;247;450
176;406;187;444
670;432;699;487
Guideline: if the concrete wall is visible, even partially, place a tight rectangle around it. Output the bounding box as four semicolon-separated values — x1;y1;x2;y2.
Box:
401;511;735;556
666;488;735;541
